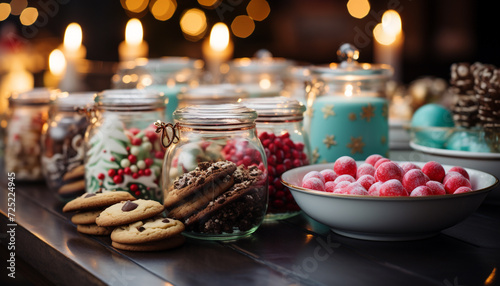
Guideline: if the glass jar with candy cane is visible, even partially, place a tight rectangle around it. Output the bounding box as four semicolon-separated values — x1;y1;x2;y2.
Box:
239;97;310;220
84;89;166;202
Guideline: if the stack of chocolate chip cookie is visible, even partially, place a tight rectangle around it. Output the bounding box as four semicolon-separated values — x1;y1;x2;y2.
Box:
165;160;267;235
449;62;482;127
63;191;136;236
96;199;185;251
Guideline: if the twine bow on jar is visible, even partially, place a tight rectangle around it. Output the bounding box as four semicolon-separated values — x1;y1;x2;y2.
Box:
154;120;180;148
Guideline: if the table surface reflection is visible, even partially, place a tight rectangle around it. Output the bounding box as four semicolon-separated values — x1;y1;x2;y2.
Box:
1;151;500;286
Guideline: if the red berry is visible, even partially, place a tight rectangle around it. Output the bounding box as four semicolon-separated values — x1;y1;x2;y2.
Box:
138;170;144;176
276;164;287;175
108;169;116;177
448;166;470;180
410;186;433;196
320;169;337;182
129;128;140;135
274;138;283;148
145;131;157;143
333;156;357;178
421;161;446;182
402;169;428;192
97;173;105;180
375;161;404;183
128;154;137;164
262;139;271;147
379;179;408;196
132;137;142;146
132;173;139;179
130;184;138;192
292;159;302;168
426;181;446;195
453;186;472;194
272;200;285;209
259;132;269;141
124;167;132;175
365;154;384;166
117;169;124;176
444;174;471;194
113;175;123;184
356;163;375;178
374;158;391;169
283;158;292;170
135;191;141;196
144;168;152;176
268;185;276;196
154;151;164;159
295;142;305;152
110;156;116;162
144;158;154;167
301;177;325;192
280;132;290;139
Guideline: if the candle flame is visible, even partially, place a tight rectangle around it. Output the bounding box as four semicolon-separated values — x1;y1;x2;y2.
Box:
125;18;144;45
49;49;66;76
381;10;402;36
209;23;230;52
373;23;396;46
64;23;82;51
345;84;353;97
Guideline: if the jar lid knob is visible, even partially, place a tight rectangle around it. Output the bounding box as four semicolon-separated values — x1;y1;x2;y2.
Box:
337;43;359;67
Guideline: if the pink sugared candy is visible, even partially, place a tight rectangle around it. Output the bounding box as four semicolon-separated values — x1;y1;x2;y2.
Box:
426;181;446;195
365;154;384;167
301;177;325;192
357;174;375;191
379;179;408;196
444;174;471;194
374;158;391;169
368;182;382;196
333;181;350;194
325;181;337;193
448;166;470;181
453;186;473;194
303;171;325;184
375;161;404;183
334;174;356;184
410;186;434;196
402;169;429;192
442;171;462;184
320;169;337;182
421;161;446;183
344;182;369;195
356;163;376;178
399;162;421;174
333;156;357;178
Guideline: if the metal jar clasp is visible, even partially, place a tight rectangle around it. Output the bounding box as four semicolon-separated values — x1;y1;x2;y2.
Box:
154;120;180;148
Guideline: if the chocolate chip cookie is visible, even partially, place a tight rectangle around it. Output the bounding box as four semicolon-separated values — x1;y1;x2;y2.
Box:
96;199;165;227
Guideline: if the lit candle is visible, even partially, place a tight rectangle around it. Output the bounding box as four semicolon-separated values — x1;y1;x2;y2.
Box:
308;83;389;162
202;23;234;84
373;10;403;82
0;57;34;113
58;23;86;91
44;49;66;88
119;18;149;62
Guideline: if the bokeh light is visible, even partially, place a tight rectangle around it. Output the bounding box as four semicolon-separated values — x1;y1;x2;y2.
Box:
9;0;27;16
0;3;11;21
125;18;144;44
246;0;270;21
381;10;402;36
180;8;207;40
19;7;38;26
49;49;66;76
209;23;230;51
121;0;149;13
197;0;220;9
231;15;255;38
150;0;176;21
347;0;370;19
373;23;396;45
64;23;83;51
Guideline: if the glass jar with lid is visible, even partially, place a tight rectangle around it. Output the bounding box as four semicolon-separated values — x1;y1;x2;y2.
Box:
176;84;248;108
228;50;294;98
5;88;55;181
240;97;309;220
306;44;392;163
157;104;268;240
41;92;95;201
84;89;166;202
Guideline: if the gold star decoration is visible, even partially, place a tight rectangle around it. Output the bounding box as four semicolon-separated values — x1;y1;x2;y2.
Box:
321;105;336;119
312;147;320;164
360;103;376;122
382;104;388;118
349;112;357;121
347;136;365;154
381;135;387;145
323;135;337;149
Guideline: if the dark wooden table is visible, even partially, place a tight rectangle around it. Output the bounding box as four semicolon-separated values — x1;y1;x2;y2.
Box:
1;151;500;286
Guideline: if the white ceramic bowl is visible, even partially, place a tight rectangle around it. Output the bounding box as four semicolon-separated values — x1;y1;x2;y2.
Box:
281;162;498;241
410;141;500;203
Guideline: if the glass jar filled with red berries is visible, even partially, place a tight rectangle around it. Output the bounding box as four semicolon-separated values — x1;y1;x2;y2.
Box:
240;97;310;220
157;104;268;240
84;89;166;202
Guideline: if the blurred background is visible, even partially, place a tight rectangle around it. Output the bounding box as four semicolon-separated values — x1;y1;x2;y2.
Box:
0;0;499;87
